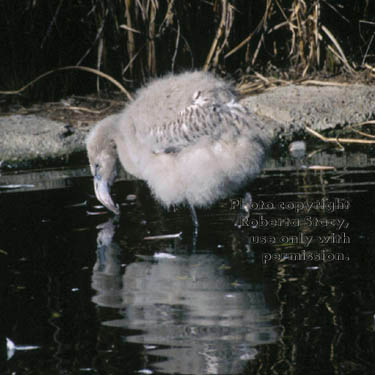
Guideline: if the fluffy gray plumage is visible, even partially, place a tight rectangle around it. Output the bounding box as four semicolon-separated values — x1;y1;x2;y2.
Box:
86;71;270;218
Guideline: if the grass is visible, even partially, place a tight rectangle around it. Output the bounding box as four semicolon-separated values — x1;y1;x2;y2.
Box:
0;0;374;100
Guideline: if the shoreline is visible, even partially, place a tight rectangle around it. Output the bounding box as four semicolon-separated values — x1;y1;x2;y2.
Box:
1;82;374;170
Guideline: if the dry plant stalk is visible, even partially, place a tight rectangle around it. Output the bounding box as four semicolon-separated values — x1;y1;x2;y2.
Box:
203;0;229;71
225;0;357;76
0;66;133;101
91;1;367;85
321;25;354;73
147;0;157;75
124;0;136;75
3;0;371;99
305;126;375;145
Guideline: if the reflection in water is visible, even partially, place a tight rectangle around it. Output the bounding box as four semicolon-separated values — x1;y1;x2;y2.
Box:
3;153;375;374
6;338;39;360
91;219;279;374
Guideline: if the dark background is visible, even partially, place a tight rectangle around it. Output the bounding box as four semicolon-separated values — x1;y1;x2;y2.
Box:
1;0;374;100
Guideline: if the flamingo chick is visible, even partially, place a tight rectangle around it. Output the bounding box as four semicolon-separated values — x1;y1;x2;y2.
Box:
86;71;270;225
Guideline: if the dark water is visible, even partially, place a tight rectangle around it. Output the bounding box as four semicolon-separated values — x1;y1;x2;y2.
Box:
1;152;375;375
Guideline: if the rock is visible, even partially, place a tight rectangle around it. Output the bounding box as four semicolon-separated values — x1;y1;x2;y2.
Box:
0;114;88;169
242;84;375;131
288;140;306;159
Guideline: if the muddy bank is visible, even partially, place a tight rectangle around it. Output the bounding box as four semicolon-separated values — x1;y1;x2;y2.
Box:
243;84;375;132
0;114;87;169
0;83;374;169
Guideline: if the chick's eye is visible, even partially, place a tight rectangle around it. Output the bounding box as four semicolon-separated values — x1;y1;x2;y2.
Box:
94;163;100;174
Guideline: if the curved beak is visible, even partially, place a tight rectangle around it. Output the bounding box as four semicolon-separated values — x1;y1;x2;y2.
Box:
94;176;120;215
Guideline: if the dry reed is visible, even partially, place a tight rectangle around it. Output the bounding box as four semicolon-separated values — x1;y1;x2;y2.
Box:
1;0;373;98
